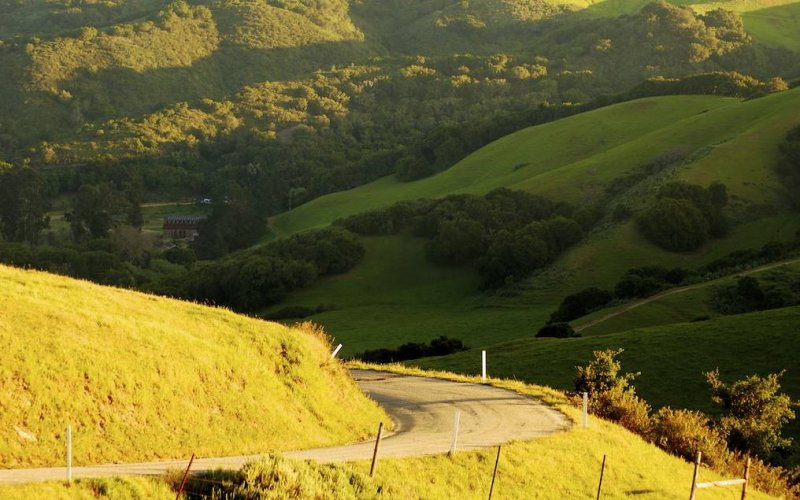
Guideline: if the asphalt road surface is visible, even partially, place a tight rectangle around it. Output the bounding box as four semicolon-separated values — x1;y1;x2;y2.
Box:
0;370;570;484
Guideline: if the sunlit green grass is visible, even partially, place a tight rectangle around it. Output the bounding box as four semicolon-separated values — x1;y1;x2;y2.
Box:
743;2;800;52
0;265;388;467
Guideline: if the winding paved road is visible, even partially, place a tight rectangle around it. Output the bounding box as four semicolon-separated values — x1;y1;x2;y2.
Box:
0;370;570;484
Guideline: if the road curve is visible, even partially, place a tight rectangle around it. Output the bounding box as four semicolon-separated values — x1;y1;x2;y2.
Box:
0;370;570;484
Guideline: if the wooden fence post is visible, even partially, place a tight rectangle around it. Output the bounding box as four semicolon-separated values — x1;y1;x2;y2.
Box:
582;392;589;427
689;451;701;500
596;454;606;500
176;453;195;500
741;457;751;500
66;425;72;484
488;445;501;500
370;422;384;478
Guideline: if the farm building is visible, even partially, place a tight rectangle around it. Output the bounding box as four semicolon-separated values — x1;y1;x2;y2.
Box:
163;215;206;239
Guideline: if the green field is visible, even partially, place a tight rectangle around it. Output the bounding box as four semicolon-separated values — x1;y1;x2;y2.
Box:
0;264;387;467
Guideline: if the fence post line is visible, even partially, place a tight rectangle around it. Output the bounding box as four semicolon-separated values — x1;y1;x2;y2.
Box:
582;392;588;427
741;456;751;500
331;344;343;359
176;453;196;500
449;410;461;455
488;445;501;500
66;424;72;484
481;350;487;382
689;451;702;500
369;422;384;478
596;454;606;500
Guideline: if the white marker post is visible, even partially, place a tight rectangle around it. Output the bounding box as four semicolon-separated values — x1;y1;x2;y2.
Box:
449;410;461;455
582;392;589;428
481;350;487;382
66;424;72;483
331;344;343;359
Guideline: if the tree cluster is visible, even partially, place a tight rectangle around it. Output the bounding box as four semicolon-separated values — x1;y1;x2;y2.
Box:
336;188;585;288
355;336;467;363
0;164;50;243
175;227;364;312
637;181;729;251
710;273;800;315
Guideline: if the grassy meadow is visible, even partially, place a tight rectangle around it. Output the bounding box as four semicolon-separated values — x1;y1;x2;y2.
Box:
0;264;388;467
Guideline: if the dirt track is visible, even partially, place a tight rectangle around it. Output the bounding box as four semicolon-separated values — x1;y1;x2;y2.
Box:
0;370;569;484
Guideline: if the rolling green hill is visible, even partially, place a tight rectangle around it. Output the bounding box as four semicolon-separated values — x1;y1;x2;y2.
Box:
0;264;387;467
260;89;800;357
272;88;800;236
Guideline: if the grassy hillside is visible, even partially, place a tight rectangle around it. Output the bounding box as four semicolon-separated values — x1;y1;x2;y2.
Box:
257;89;800;362
272;88;800;235
0;368;781;499
0;264;388;467
743;2;800;52
263;213;800;355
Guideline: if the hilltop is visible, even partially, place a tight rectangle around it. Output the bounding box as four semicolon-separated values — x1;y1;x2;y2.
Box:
0;264;387;467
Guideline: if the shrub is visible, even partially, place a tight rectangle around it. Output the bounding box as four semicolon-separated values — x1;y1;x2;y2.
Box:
549;287;614;322
638;198;709;251
591;385;652;436
706;369;797;461
574;348;637;395
651;407;729;468
575;349;651;435
536;322;579;338
185;455;372;499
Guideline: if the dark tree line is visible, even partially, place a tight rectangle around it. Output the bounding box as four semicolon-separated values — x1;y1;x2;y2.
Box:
170;227;364;312
0;164;50;243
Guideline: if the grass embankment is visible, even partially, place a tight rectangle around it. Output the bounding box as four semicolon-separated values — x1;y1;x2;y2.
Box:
0;265;388;468
0;365;779;499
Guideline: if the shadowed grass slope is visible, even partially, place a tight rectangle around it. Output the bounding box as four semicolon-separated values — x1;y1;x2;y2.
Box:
0;264;388;468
